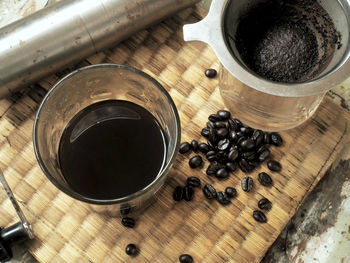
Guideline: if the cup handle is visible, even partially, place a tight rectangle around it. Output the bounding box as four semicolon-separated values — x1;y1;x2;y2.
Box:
183;0;223;44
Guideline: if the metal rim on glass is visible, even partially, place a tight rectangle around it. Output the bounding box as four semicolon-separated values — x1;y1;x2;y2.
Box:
33;63;181;205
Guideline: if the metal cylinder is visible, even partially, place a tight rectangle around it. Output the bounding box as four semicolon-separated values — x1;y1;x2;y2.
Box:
0;0;200;97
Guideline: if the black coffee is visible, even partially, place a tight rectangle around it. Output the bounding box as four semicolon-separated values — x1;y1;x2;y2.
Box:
58;100;167;200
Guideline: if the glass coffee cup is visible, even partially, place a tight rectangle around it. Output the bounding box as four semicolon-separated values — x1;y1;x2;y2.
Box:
33;64;181;216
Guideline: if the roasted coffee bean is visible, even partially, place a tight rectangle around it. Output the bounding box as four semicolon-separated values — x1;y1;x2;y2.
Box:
228;149;239;162
257;145;268;154
198;143;210;153
264;132;270;144
179;254;193;263
258;149;270;162
252;129;263;140
228;119;238;131
209;127;218;143
183;186;194;201
236;131;245;138
206;161;220;175
215;121;227;128
240;126;254;135
242;151;256;161
203;184;217;199
122;217;135;228
191;140;199;152
237;136;247;147
258;198;272;210
253;130;264;147
201;128;210;138
216;151;228;163
233;118;243;127
258;172;273;186
207;154;217;162
217;191;231;205
217;138;230;151
253;210;267;223
225;187;237;198
248;161;259;168
120;203;131;215
189;155;203;168
209;114;221;122
205;68;217;78
267;160;282;172
239;159;253;173
187;176;201;188
216;168;229;179
217;128;228;138
229;145;238;152
179;142;191;154
241;176;253;192
226;162;238;172
207;140;217;150
206;150;216;160
217;110;231;120
228;130;238;142
125;244;138;256
207;121;215;129
270;132;283;146
240;138;255;151
173;186;184;201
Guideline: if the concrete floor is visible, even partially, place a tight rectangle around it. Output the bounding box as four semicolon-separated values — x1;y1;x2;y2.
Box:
1;1;350;262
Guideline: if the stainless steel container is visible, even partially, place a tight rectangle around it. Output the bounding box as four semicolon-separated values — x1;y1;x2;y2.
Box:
0;0;200;97
184;0;350;131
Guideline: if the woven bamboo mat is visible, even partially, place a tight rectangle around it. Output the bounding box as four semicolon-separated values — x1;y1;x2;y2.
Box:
0;7;350;263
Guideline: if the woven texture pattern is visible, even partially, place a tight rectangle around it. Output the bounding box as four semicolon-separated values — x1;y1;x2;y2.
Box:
0;7;349;263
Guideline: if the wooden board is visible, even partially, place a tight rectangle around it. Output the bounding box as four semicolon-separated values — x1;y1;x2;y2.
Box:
0;7;349;263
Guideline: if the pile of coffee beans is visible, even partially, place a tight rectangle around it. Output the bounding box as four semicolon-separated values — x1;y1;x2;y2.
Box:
178;109;284;226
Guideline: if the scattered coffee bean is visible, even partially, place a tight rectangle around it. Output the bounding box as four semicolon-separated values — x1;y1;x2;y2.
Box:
217;127;228;138
242;151;256;161
208;114;221;122
239;159;253;173
258;198;272;210
228;149;239;162
217;110;231;120
226;162;238;172
173;186;184;201
258;149;270;162
267;160;282;172
209;127;218;143
217;138;230;151
215;121;227;129
253;210;267;223
191;140;199;152
179;254;193;263
122;217;135;228
120;203;131;215
225;187;237;198
206;161;221;175
216;168;229;179
183;186;194;201
241;176;253;192
187;176;201;188
264;132;270;144
203;184;217;199
205;68;217;78
201;128;210;137
270;132;283;146
125;244;138;256
189;155;203;168
198;143;210;153
217;191;231;205
240;138;255;151
258;172;273;186
179;142;191;154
